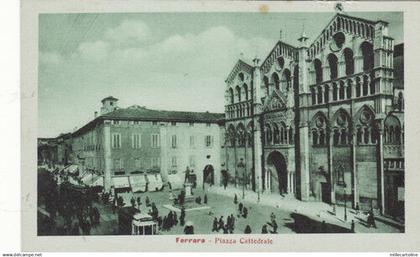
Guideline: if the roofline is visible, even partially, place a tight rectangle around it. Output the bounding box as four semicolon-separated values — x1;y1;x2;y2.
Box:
225;59;254;83
71;110;225;137
101;96;118;103
309;13;377;50
260;40;298;70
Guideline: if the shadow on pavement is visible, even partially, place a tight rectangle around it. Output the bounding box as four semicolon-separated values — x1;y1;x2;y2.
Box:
285;213;352;233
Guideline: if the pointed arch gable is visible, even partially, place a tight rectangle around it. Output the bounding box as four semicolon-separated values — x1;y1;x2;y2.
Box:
331;108;351;128
353;104;375;125
309;111;329;128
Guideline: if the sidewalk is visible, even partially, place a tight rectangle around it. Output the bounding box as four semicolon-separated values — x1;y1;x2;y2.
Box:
206;185;402;233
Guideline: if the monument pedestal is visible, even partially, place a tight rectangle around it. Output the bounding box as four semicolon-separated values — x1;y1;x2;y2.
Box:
184;182;195;203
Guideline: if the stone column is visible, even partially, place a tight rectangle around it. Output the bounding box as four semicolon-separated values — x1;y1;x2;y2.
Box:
351;129;358;208
253;58;263;193
327;126;336;204
378;122;386;214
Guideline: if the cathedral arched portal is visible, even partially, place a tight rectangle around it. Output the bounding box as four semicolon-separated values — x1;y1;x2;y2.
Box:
266;151;288;195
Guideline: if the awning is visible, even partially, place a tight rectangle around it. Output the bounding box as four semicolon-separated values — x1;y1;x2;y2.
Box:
129;175;147;192
147;173;163;191
81;173;94;185
167;174;183;190
65;164;79;174
91;176;104;187
82;174;104;187
112;176;130;189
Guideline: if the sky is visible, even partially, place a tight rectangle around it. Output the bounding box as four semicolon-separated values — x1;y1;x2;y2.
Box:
38;12;403;138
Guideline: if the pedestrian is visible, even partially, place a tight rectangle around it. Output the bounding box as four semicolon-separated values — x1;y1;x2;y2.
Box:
351;220;355;233
244;225;252;234
173;211;178;226
270;212;276;222
222;224;229;234
221;164;228;190
95;207;101;225
238;202;243;215
157;216;162;230
270;219;278;233
367;211;377;228
242;206;248;218
196;196;202;204
320;220;326;233
355;203;360;215
180;207;186;226
229;214;235;233
184;224;194;234
212;217;219;232
145;196;150;207
234;194;238;204
136;196;141;209
130;197;136;208
204;194;208;204
168;211;174;228
151;203;159;220
261;224;268;234
218;216;225;231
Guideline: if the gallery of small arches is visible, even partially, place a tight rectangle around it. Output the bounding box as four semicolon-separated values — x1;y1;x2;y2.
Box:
310;39;375;106
263;122;294;145
226;72;252;119
226;122;254;147
262;60;293;97
309;107;403;147
308;16;375;59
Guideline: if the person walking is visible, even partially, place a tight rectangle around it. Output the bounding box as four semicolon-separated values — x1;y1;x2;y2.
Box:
242;206;248;218
355;203;360;215
130;197;136;208
212;217;219;232
229;214;235;233
180;206;186;226
244;225;252;234
145;196;150;207
218;216;225;231
238;202;243;215
136;196;141;209
221;164;228;190
261;224;268;234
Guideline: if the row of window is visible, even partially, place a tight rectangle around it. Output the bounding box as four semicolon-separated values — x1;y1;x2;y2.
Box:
310;75;375;105
112;155;199;173
112;133;159;149
311;127;378;146
111;133;214;149
111;120;211;127
113;157;161;174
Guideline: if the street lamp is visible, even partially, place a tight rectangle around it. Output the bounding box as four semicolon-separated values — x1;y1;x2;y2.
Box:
336;164;347;222
238;158;245;199
257;175;260;203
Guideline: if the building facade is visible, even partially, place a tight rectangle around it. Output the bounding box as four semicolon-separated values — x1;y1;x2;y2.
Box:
224;13;404;218
68;97;224;192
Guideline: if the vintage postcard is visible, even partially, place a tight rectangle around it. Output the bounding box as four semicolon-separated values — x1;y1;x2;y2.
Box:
21;0;420;252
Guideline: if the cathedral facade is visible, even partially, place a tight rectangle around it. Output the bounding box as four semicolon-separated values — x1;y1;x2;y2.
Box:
223;13;404;219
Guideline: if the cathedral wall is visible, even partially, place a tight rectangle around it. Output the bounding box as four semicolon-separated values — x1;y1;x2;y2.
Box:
356;144;378;210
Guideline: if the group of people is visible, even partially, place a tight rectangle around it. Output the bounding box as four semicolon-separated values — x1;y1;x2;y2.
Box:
212;214;236;234
159;210;178;231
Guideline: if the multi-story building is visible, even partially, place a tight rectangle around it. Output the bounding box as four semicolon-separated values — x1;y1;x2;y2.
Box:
224;12;404;219
69;97;224;192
